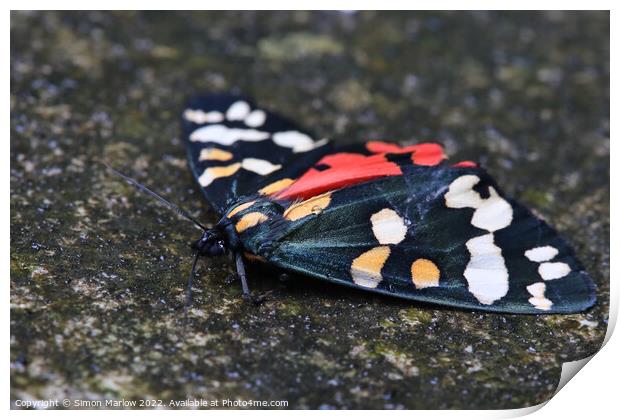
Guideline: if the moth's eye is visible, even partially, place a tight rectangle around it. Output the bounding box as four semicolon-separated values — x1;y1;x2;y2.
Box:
208;239;226;256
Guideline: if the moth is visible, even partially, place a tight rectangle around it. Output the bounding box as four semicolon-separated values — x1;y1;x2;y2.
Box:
112;94;596;314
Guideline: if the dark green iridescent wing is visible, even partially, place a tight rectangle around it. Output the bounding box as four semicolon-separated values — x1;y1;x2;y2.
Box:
238;163;596;314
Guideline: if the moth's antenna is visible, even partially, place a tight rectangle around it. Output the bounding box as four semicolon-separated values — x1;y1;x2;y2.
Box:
183;252;200;326
104;162;208;231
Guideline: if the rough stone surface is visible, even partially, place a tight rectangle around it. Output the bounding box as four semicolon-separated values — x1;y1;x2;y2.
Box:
11;11;609;409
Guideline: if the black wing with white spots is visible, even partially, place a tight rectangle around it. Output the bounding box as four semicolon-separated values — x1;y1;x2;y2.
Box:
182;94;331;214
229;163;596;314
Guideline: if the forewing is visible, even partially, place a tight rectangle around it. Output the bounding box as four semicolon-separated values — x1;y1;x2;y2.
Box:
182;94;331;214
245;164;595;314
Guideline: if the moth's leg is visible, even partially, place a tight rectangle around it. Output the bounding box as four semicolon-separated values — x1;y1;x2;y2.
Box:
234;252;269;304
234;252;251;300
185;252;200;305
224;251;237;284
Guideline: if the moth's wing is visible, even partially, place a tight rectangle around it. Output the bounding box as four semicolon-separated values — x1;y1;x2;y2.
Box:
244;164;595;314
182;94;332;214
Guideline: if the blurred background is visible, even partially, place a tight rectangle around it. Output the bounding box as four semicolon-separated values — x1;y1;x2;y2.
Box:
11;11;609;409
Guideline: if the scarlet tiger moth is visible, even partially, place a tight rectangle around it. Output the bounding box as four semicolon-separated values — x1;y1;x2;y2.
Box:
116;93;598;314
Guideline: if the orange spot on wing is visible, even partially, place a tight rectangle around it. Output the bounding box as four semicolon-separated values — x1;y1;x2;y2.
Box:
227;200;256;218
199;147;234;161
411;258;440;289
350;246;391;288
283;192;332;221
235;212;268;232
199;163;242;187
258;178;295;195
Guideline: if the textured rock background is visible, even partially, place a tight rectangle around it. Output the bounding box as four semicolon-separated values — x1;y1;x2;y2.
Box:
11;11;609;409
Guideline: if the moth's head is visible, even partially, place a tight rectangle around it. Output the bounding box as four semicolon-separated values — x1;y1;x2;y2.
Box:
192;228;227;257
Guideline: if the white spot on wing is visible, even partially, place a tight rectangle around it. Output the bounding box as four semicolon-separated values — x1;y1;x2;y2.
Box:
524;245;570;281
526;282;553;310
445;175;512;232
240;158;282;175
198;170;216;187
445;175;483;208
470;187;513;232
272;131;328;153
445;175;515;304
307;138;329;151
183;109;224;124
539;262;570;280
226;101;251;120
189;125;270;145
245;110;267;127
370;208;407;245
463;234;509;305
525;246;559;262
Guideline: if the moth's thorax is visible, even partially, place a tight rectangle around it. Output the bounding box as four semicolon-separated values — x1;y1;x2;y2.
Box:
217;197;285;250
223;197;284;220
